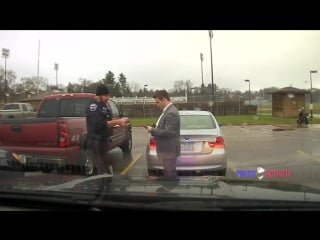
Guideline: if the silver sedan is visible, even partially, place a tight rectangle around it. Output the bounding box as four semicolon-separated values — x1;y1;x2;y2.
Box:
146;110;228;176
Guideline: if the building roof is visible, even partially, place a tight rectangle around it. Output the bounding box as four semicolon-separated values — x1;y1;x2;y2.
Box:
269;87;308;94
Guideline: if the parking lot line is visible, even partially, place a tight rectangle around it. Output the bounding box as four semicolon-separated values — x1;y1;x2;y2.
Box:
297;150;320;162
120;154;142;176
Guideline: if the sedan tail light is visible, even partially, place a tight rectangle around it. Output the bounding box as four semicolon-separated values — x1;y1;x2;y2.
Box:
149;138;157;150
208;136;225;148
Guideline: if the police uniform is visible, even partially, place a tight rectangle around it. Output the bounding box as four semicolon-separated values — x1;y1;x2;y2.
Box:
85;84;113;174
86;100;112;143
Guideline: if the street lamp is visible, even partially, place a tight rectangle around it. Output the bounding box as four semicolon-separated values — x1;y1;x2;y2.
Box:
259;97;262;115
208;31;214;96
143;84;148;97
244;79;251;105
54;63;59;88
200;53;204;93
239;95;243;115
2;48;10;103
191;87;196;110
310;70;317;119
143;84;148;118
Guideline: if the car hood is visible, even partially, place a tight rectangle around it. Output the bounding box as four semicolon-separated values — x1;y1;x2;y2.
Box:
1;174;320;210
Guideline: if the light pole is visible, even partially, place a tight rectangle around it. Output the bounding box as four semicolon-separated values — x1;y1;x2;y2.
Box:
259;97;262;115
239;95;243;115
143;84;148;118
191;87;196;110
2;48;10;103
310;70;317;119
37;39;40;95
208;31;214;97
200;53;204;93
143;84;148;97
244;79;251;105
54;63;59;88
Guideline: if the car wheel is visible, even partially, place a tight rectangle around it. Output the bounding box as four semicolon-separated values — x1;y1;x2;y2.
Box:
120;131;132;153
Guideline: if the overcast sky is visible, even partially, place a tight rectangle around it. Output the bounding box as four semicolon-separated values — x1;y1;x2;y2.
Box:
1;30;320;92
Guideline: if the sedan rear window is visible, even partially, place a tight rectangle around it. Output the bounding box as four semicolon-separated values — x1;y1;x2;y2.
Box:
180;115;216;130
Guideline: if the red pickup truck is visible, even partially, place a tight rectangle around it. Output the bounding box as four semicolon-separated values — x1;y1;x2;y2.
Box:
0;93;132;176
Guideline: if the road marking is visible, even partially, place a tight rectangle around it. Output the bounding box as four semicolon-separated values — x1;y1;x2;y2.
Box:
120;153;142;176
227;162;237;174
297;150;320;162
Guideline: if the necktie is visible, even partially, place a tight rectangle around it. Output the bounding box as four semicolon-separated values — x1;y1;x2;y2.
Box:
156;112;164;127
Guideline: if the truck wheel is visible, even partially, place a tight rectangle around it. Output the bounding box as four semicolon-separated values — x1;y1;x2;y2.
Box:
216;168;226;176
81;150;95;176
120;131;132;153
148;169;163;176
42;168;54;173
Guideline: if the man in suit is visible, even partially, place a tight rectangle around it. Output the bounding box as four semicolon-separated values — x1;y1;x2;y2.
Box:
145;90;181;181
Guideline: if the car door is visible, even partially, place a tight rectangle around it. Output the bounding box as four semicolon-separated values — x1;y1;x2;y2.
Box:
107;100;125;148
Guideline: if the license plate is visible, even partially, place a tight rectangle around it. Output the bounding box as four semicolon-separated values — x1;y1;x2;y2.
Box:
181;142;194;151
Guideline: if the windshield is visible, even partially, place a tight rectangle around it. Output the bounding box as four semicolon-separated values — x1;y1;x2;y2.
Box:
4;104;19;110
0;30;320;211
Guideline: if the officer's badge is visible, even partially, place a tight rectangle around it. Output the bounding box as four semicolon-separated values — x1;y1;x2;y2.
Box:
89;103;97;111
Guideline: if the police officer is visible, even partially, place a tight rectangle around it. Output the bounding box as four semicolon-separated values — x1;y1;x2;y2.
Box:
85;84;128;174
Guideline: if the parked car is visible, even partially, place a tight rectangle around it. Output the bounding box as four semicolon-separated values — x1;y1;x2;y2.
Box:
146;110;228;176
0;102;36;119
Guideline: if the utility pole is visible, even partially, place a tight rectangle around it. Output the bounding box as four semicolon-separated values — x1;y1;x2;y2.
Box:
208;31;214;96
200;53;204;93
54;63;59;88
37;39;40;95
2;48;10;103
310;70;317;120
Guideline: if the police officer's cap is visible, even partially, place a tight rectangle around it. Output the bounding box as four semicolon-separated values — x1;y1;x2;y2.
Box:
96;84;110;96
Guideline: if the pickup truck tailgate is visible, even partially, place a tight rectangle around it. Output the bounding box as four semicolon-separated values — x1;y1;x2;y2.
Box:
0;118;59;147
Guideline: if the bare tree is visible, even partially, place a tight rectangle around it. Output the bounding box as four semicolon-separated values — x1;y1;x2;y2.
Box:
130;81;141;94
20;76;48;95
0;66;17;101
118;73;130;97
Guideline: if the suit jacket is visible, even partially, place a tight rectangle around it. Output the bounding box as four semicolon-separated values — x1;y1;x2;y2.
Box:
151;104;181;159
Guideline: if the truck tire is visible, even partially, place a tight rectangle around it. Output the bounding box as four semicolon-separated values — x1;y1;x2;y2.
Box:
148;168;163;176
79;134;96;176
80;149;95;176
81;150;95;176
120;131;132;153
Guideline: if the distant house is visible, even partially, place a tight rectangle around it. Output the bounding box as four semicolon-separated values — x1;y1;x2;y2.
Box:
270;87;307;117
